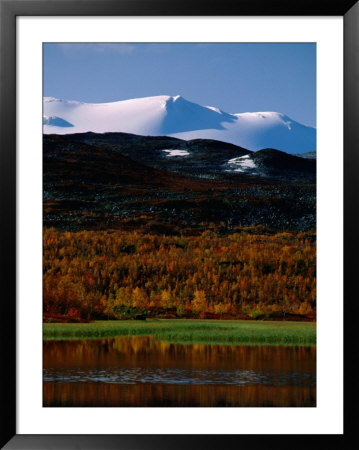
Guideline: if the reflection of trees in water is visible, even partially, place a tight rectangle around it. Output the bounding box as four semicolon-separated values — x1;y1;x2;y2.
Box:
44;336;316;373
43;382;316;407
43;338;316;407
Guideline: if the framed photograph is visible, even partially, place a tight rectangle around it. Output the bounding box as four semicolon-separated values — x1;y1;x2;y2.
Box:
1;0;357;448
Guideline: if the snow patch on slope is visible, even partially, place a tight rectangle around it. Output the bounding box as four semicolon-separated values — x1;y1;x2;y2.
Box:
228;155;256;168
227;155;257;173
163;149;190;157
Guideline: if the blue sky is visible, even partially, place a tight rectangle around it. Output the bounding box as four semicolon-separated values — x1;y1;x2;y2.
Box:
43;43;316;127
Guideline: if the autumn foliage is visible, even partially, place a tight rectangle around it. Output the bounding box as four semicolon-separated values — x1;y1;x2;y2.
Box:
43;228;316;321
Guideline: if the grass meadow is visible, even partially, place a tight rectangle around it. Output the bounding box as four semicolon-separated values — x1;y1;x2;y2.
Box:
43;319;316;345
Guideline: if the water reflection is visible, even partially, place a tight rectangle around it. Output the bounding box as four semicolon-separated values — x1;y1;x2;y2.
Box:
43;336;316;407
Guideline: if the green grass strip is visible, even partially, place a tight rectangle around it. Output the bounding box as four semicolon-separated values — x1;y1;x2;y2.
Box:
43;319;316;346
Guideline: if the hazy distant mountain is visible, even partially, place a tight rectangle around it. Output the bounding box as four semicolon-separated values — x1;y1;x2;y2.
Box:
43;95;316;154
294;151;316;159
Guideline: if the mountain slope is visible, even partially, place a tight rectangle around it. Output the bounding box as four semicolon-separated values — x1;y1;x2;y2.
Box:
54;132;252;175
45;131;315;182
43;134;316;233
43;95;316;154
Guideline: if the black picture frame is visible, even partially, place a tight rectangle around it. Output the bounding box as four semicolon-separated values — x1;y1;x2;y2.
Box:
1;0;357;448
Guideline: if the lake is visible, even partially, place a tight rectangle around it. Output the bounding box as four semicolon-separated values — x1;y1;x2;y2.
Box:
43;336;316;407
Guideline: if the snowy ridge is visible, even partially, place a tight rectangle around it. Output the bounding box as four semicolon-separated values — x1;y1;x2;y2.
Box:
43;95;316;154
43;115;74;127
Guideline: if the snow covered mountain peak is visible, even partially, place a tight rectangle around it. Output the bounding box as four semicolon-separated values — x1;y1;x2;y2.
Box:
43;95;316;154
